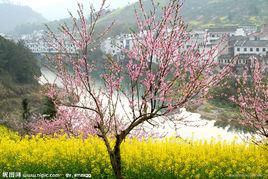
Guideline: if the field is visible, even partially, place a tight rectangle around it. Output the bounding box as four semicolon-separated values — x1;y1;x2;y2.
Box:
0;126;267;178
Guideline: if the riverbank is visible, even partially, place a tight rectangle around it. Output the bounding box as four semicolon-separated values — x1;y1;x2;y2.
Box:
189;100;245;132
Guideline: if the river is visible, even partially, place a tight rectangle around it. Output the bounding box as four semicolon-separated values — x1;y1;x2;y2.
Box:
40;67;247;142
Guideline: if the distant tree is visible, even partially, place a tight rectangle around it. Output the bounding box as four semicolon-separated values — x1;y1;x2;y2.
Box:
209;75;238;107
22;98;31;134
22;98;30;120
41;96;57;120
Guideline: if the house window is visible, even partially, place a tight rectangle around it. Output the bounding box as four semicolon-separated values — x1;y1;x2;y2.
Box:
256;48;259;52
263;48;266;52
244;48;247;52
210;40;216;43
237;48;240;52
250;48;253;52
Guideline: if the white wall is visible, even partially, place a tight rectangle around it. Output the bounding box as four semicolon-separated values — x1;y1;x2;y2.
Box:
234;46;267;57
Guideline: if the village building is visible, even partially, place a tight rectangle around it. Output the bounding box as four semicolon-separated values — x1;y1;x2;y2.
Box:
234;40;268;57
24;40;76;54
205;26;246;45
239;25;258;35
249;24;268;41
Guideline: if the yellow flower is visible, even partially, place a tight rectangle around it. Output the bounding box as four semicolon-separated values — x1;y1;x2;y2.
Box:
0;125;267;178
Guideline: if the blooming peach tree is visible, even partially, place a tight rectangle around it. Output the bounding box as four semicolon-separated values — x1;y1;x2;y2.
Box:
231;59;267;145
39;0;233;178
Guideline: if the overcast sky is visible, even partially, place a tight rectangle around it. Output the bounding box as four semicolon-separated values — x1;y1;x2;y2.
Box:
5;0;138;20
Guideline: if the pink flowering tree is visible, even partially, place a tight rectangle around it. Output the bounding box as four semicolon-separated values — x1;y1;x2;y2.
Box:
41;0;233;178
231;58;267;144
29;106;93;137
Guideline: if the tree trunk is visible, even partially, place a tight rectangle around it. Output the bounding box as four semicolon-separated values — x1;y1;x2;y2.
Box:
109;135;123;179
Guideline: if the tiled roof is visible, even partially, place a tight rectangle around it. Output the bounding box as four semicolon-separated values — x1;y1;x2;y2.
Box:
228;36;248;46
249;24;268;37
234;40;268;47
207;26;238;33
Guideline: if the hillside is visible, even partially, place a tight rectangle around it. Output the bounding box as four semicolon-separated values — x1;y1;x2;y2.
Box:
11;0;268;36
181;0;268;28
0;36;42;131
96;0;268;31
0;3;46;33
0;36;41;84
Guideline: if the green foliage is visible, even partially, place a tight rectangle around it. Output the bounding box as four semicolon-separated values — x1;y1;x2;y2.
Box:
0;37;42;132
41;96;57;120
12;0;268;36
22;98;30;122
0;36;41;85
182;0;268;27
21;98;32;134
209;76;238;108
193;76;246;131
0;83;42;133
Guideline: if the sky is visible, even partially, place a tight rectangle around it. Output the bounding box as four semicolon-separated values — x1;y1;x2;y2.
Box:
4;0;138;20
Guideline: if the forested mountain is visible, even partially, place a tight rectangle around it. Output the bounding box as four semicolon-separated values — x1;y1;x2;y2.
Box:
0;3;46;33
181;0;268;28
94;0;268;32
0;36;41;84
11;0;268;36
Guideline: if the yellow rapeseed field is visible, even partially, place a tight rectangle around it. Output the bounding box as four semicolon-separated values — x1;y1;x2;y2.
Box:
0;125;267;178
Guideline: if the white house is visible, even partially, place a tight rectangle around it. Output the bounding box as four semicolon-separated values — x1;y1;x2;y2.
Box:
249;24;268;41
206;26;246;45
183;30;206;50
25;40;76;54
101;34;133;58
234;40;268;57
239;25;258;35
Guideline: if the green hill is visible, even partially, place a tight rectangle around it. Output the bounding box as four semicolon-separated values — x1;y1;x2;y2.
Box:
0;36;41;84
96;0;268;31
181;0;268;28
0;36;42;130
11;0;268;36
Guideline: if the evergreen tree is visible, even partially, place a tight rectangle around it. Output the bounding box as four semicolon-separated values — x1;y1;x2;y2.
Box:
41;96;57;120
22;98;31;134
